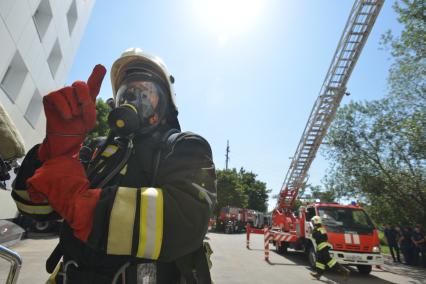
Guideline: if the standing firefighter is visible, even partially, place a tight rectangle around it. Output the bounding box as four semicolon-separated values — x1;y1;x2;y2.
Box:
310;216;350;280
12;48;217;283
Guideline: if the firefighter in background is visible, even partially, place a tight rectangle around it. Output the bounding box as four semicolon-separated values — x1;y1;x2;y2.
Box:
12;48;216;283
310;216;350;280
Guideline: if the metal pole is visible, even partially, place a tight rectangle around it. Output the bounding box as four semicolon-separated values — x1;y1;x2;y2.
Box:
246;223;251;249
0;245;22;284
225;140;230;170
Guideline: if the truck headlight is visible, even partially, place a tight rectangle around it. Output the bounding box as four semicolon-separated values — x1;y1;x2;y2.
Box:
372;246;381;253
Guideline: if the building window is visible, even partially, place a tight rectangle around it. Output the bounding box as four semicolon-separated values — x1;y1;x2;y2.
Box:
24;90;43;128
0;52;28;103
67;0;78;35
47;39;62;78
33;0;53;41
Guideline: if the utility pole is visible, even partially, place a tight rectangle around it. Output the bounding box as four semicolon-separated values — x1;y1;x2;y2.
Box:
225;140;230;170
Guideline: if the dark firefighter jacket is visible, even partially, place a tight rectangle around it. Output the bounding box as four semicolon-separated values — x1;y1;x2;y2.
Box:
312;226;332;251
11;128;217;281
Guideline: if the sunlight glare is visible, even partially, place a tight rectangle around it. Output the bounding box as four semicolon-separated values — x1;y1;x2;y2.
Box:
196;0;265;44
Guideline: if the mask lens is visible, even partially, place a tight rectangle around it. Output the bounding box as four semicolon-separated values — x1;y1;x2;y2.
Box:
115;80;167;131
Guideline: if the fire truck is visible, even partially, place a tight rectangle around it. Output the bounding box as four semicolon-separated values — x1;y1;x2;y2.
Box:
218;206;264;233
268;0;385;275
218;206;247;233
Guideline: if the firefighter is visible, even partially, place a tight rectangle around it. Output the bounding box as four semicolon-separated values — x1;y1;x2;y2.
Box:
12;48;217;283
310;216;350;280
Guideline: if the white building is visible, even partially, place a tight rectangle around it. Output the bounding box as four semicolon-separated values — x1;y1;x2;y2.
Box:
0;0;95;219
0;0;95;148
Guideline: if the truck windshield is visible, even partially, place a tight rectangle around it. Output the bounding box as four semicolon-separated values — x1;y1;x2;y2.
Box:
221;208;230;214
318;207;374;233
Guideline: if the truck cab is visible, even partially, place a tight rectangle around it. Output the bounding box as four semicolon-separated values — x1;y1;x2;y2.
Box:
305;203;383;274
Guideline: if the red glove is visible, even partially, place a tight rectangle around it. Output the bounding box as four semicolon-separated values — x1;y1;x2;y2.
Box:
38;65;106;162
27;156;101;241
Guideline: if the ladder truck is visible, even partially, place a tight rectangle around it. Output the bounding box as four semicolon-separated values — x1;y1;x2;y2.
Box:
270;0;385;275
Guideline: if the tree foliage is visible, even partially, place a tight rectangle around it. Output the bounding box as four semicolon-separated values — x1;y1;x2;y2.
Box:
322;0;426;226
216;168;271;214
88;98;110;139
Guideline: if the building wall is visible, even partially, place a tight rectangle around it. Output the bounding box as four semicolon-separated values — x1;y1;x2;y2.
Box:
0;0;95;150
0;0;95;219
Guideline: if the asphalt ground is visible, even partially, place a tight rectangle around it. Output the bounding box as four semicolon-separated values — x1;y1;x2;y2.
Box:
1;233;425;283
208;232;426;284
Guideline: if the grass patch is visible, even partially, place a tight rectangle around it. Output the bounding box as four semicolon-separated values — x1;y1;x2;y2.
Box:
381;244;390;254
378;230;392;255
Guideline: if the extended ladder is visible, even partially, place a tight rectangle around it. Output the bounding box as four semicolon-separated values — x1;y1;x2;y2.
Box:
277;0;384;209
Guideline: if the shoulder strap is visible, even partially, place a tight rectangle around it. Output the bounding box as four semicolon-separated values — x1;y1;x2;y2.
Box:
151;128;180;186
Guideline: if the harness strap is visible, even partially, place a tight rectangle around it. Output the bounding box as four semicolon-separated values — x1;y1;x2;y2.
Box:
151;128;180;186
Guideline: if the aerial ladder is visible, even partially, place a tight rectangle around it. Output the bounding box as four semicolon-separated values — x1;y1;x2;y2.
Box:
276;0;384;212
246;2;385;268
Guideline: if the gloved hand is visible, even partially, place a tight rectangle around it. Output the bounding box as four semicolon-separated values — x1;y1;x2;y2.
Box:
38;65;106;162
27;156;101;241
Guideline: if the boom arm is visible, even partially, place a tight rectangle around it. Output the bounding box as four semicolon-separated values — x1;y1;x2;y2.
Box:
277;0;384;210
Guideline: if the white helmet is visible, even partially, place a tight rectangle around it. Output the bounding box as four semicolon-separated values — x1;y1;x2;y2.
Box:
110;48;178;113
311;216;322;225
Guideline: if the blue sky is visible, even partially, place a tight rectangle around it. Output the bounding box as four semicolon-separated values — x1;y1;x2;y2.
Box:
68;0;402;211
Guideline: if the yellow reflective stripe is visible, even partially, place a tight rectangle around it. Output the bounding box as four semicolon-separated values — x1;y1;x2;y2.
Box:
15;200;53;214
120;165;128;175
138;189;149;257
13;190;31;201
327;258;337;268
317;242;331;250
14;189;49;203
101;145;118;157
47;261;62;283
137;187;164;260
107;187;137;255
318;227;327;234
152;189;163;259
316;262;325;270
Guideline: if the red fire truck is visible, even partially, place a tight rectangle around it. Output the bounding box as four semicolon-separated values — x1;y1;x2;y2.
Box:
218;206;246;233
218;207;264;233
271;202;383;274
265;0;385;275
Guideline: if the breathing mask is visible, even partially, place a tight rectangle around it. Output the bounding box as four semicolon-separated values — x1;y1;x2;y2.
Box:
108;76;168;137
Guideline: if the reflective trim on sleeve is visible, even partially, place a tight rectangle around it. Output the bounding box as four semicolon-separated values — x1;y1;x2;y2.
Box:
13;190;31;201
317;242;332;250
137;187;164;260
15;200;54;215
107;187;137;255
316;262;325;270
327;258;337;268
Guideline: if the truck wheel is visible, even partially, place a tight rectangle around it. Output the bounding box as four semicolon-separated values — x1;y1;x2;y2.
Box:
308;246;316;269
225;226;230;234
31;221;55;233
357;265;372;275
276;242;288;254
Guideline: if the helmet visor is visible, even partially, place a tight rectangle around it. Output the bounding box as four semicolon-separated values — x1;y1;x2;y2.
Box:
115;80;167;131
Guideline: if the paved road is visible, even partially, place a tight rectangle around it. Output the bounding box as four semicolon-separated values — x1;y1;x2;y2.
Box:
208;232;426;284
1;233;425;283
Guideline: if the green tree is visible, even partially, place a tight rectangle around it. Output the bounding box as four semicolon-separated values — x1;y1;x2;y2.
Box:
215;168;270;214
239;168;271;212
322;0;426;226
88;98;110;139
308;185;336;203
216;169;247;215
